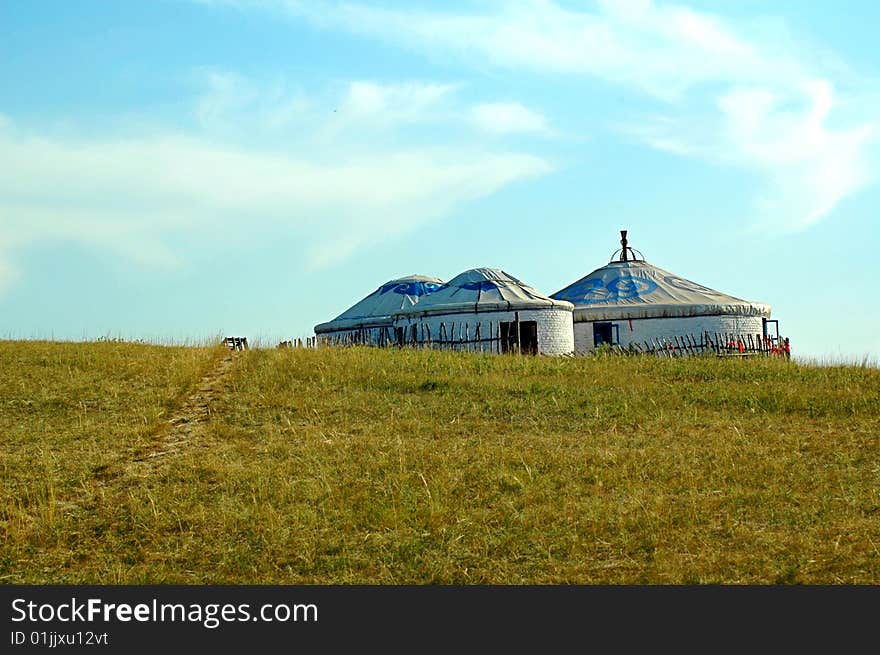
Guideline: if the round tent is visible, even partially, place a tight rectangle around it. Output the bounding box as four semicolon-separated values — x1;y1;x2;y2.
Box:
314;274;443;345
393;268;574;355
551;233;772;353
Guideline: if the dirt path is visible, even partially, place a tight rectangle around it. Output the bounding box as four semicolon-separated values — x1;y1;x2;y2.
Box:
51;351;240;518
123;352;237;477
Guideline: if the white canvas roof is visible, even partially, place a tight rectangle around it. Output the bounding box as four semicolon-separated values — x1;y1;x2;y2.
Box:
314;274;443;333
397;268;573;318
552;259;770;322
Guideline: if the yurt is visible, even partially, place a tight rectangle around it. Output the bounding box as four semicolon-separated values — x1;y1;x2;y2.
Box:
551;232;773;353
393;268;574;355
314;274;443;345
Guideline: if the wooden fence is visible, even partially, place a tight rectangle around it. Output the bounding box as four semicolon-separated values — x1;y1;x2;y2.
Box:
278;337;319;349
223;336;249;351
282;320;536;353
278;329;788;359
597;332;788;358
388;321;507;353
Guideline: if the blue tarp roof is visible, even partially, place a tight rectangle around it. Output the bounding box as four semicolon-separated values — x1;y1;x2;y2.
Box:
552;260;770;321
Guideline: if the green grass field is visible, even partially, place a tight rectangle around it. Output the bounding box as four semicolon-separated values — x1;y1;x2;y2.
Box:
1;341;878;583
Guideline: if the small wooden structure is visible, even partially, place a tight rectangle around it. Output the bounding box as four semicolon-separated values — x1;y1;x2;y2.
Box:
224;336;249;351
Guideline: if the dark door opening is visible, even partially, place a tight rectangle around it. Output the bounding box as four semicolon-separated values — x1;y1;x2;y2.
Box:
500;320;538;355
593;322;619;347
520;321;538;355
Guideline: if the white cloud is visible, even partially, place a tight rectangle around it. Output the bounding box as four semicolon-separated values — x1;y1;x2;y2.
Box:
244;0;804;99
190;73;554;148
0;121;551;284
209;0;879;231
622;80;876;231
723;81;876;231
193;70;312;134
0;69;557;294
469;102;548;135
341;80;456;125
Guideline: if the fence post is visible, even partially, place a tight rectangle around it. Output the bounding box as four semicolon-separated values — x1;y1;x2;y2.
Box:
515;311;521;355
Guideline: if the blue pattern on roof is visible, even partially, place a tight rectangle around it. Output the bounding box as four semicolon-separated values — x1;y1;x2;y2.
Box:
554;275;658;305
377;281;443;297
460;281;500;292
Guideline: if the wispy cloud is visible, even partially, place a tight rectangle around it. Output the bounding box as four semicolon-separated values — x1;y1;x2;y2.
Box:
220;0;805;98
621;80;877;232
0;115;550;285
340;80;457;126
192;72;549;141
718;81;875;231
193;72;461;136
194;70;313;134
206;0;879;232
0;66;556;294
469;102;549;135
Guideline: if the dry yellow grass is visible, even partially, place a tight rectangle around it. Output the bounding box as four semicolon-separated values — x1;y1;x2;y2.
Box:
1;342;878;583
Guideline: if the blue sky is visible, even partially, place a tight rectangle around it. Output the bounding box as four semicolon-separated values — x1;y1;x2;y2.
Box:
1;0;878;361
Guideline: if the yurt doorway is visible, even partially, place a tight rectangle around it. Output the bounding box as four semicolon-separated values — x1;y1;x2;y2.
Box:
501;321;538;355
593;322;619;347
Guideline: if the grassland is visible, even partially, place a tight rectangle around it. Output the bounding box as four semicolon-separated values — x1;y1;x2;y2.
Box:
1;341;878;583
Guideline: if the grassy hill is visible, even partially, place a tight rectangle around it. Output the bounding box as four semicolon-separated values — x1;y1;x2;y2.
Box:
1;340;878;583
